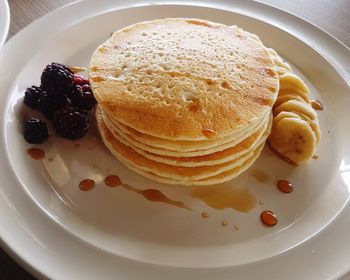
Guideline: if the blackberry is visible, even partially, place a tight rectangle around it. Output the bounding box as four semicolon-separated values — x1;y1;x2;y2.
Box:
53;106;89;140
68;83;96;110
24;118;48;144
41;62;73;94
73;75;89;86
24;85;44;109
40;91;70;119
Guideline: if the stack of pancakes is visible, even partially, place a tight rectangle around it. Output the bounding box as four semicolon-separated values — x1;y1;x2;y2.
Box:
90;18;279;186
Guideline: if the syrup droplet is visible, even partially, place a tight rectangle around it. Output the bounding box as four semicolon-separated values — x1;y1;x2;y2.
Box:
201;212;209;218
234;225;240;230
121;184;191;210
250;169;270;183
69;66;87;73
104;175;121;188
222;221;228;226
277;180;293;193
191;184;256;213
312;154;319;159
260;210;278;226
79;179;95;191
27;148;45;160
186;19;212;27
311;100;324;111
202;128;217;138
91;76;106;82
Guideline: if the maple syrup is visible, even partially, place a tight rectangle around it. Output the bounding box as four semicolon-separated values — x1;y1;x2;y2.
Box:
79;179;95;191
104;175;121;188
191;184;256;213
250;169;270;183
311;100;324;111
27;148;45;160
260;210;278;226
202;129;217;138
122;184;191;210
277;180;293;193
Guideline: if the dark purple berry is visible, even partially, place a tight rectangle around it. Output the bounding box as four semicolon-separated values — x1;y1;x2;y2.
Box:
41;63;73;94
73;75;89;86
68;84;96;110
40;91;70;119
81;84;91;92
24;118;48;144
52;106;89;140
24;86;44;109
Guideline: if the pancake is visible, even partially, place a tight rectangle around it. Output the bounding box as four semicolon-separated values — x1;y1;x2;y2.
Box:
96;107;269;185
89;18;279;140
106;111;268;152
113;143;265;186
101;109;270;157
99;105;271;166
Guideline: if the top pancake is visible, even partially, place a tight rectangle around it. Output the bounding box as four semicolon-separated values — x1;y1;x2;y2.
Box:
89;18;279;140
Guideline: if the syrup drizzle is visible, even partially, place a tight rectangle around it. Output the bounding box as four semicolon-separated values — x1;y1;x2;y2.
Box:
250;169;270;183
260;210;278;226
79;179;95;191
191;184;256;213
27;148;45;160
121;183;192;211
104;175;121;187
69;66;87;73
311;100;324;111
277;180;293;193
202;128;217;138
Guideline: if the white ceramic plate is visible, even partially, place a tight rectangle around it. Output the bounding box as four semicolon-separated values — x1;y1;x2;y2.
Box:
1;1;350;279
0;0;10;48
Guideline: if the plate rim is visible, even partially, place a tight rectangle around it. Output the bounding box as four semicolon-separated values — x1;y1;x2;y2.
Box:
1;0;350;279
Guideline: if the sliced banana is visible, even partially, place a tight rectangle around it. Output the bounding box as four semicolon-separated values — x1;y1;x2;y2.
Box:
274;93;306;109
277;88;310;104
295;112;321;144
274;99;317;121
268;115;317;164
279;73;309;94
268;49;321;164
273;111;320;144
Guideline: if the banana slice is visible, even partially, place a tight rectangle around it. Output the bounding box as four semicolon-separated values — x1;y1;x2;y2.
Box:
274;99;317;121
279;73;309;94
274;94;306;108
272;111;298;124
268;114;317;164
277;88;310;104
273;111;320;144
295;113;321;144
